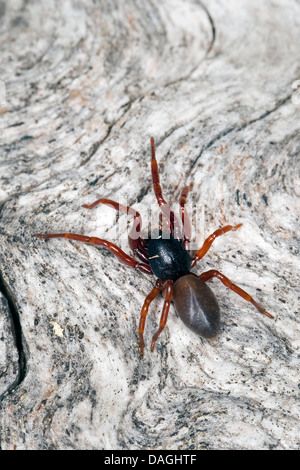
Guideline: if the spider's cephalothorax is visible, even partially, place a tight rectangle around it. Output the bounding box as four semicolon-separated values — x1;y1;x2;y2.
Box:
147;236;191;282
36;137;273;355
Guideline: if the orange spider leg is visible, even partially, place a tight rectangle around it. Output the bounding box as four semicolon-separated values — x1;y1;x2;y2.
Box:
179;183;193;247
150;137;168;208
83;198;140;231
82;197;148;262
150;279;173;352
191;224;242;267
35;233;152;274
150;137;181;240
199;269;273;319
138;279;163;356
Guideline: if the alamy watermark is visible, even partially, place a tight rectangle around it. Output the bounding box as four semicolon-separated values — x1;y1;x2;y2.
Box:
100;196;207;253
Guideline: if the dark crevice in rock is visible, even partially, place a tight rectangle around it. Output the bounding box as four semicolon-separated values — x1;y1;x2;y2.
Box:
79;100;134;167
190;92;293;171
0;271;27;397
199;0;216;54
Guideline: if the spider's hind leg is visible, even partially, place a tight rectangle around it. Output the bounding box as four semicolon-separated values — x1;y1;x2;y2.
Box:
199;269;273;319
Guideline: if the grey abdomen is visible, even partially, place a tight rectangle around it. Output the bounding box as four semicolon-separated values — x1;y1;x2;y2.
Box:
173;274;220;339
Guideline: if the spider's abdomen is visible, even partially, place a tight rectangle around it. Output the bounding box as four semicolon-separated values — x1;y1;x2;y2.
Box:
173;274;220;338
148;237;191;281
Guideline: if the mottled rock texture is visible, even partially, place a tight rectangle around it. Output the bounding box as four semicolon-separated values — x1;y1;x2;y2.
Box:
0;0;299;450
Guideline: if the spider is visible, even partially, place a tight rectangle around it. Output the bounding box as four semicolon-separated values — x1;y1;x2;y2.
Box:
36;137;273;355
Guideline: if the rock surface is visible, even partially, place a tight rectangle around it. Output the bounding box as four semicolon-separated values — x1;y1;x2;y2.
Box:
0;0;299;450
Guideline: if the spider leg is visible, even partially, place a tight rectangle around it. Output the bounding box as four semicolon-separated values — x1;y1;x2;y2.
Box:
179;184;193;248
191;224;242;267
138;279;163;356
150;279;173;352
36;232;152;274
82;197;148;263
150;137;182;241
199;269;273;319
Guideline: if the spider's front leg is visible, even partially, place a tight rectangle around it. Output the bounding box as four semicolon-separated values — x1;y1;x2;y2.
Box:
35;232;152;274
178;183;193;248
150;137;182;240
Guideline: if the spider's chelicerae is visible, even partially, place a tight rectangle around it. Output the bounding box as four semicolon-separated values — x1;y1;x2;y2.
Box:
36;137;273;355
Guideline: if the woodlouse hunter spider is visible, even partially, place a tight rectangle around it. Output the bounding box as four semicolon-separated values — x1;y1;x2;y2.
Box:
36;137;273;355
